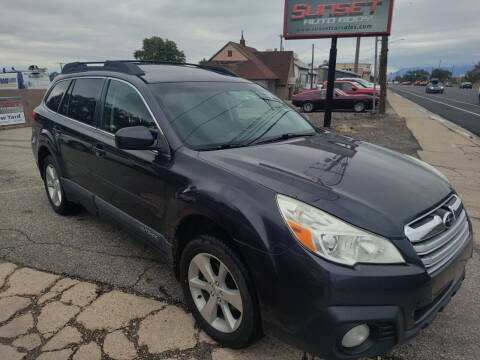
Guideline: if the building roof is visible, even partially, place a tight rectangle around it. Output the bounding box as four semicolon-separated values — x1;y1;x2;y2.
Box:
206;41;293;84
256;51;293;86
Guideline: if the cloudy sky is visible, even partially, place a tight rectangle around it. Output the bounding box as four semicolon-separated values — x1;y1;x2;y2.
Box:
1;0;479;74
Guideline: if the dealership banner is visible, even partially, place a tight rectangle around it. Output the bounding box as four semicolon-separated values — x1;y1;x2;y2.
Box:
0;73;19;89
284;0;393;39
0;97;26;126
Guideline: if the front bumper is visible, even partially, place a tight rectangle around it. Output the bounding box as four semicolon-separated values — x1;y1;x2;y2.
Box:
261;225;473;360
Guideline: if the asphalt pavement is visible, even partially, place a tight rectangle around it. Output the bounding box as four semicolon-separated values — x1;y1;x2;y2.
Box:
389;84;480;136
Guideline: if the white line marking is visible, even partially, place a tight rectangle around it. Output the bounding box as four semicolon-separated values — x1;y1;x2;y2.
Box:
393;88;480;117
424;92;480;109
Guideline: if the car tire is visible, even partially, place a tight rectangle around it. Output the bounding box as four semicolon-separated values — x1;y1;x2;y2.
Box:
302;102;314;113
42;155;75;215
353;102;366;113
180;234;260;349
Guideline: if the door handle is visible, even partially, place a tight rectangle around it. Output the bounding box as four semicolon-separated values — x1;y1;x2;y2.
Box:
94;144;106;157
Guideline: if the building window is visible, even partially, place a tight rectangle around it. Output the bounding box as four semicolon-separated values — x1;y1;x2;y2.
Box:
227;50;233;57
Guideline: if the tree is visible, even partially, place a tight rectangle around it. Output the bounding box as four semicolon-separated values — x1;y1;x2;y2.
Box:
134;37;186;63
402;69;430;82
430;68;452;82
198;58;208;65
464;61;480;83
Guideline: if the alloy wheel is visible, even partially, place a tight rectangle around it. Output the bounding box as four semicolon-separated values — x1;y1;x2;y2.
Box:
354;102;365;112
45;164;62;207
303;102;313;113
188;253;243;333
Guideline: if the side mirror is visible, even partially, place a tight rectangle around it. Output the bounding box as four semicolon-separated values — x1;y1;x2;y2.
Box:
115;126;154;150
352;87;357;91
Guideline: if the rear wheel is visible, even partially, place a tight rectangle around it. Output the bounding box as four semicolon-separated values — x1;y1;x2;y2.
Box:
42;156;75;215
302;102;314;113
353;102;366;113
180;235;260;348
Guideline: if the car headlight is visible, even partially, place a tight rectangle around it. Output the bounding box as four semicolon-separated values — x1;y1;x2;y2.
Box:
276;195;405;266
406;155;450;184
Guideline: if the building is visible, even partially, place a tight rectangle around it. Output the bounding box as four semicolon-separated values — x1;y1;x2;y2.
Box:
205;34;296;99
294;56;318;90
315;66;361;84
335;63;371;81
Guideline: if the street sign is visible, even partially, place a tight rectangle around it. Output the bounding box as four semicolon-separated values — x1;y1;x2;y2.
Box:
284;0;394;39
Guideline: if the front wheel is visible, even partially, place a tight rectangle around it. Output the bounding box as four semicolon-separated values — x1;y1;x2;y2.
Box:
353;102;366;113
180;235;260;348
302;102;314;113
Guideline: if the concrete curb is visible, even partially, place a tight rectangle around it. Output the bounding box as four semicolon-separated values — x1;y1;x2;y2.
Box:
389;91;480;147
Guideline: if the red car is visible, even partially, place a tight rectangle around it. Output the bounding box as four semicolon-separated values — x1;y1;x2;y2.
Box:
298;85;320;94
292;89;378;113
401;81;411;85
322;80;379;97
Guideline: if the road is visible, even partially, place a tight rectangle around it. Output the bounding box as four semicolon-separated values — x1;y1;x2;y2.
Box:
389;84;480;136
1;127;479;360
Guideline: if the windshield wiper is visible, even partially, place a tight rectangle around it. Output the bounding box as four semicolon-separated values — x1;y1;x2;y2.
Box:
249;132;315;146
197;142;250;151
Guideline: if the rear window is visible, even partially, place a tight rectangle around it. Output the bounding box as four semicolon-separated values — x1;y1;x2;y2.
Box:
66;78;103;125
45;81;70;112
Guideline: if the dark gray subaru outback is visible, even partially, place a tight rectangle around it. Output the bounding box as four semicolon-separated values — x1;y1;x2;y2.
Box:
31;61;473;359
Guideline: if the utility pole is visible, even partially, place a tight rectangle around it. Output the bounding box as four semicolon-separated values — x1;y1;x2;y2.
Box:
58;62;65;72
353;37;361;74
378;36;388;114
324;38;337;127
371;37;379;114
310;44;314;89
279;34;283;51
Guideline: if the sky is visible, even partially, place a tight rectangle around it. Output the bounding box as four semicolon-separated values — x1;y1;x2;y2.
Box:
1;0;479;74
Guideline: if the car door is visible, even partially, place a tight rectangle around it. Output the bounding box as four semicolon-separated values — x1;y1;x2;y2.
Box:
88;78;171;255
333;90;350;110
55;77;105;199
312;90;326;109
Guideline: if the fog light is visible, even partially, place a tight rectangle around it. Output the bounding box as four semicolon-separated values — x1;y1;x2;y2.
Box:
341;324;370;348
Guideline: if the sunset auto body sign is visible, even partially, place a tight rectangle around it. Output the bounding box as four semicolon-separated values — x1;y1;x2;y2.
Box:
0;97;26;126
284;0;393;39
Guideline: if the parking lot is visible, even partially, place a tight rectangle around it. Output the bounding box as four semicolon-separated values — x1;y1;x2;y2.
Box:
1;126;480;360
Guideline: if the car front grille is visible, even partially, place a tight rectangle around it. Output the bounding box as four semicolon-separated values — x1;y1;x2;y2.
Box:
404;195;470;275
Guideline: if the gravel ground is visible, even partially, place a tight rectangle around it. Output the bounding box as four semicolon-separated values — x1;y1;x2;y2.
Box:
305;105;422;156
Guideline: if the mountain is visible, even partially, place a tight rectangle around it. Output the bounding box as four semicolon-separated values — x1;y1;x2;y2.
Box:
388;65;474;80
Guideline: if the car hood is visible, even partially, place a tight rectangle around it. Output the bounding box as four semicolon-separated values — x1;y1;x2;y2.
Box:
199;132;452;238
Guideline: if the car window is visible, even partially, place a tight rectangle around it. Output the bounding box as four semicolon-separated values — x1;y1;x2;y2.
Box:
67;78;103;126
45;81;70;112
102;80;157;134
150;82;314;150
342;83;354;91
59;81;74;116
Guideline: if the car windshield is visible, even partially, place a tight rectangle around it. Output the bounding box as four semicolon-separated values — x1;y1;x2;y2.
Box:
150;82;315;150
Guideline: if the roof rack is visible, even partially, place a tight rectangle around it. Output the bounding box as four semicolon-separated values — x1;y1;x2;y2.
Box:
61;60;238;78
61;61;146;76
